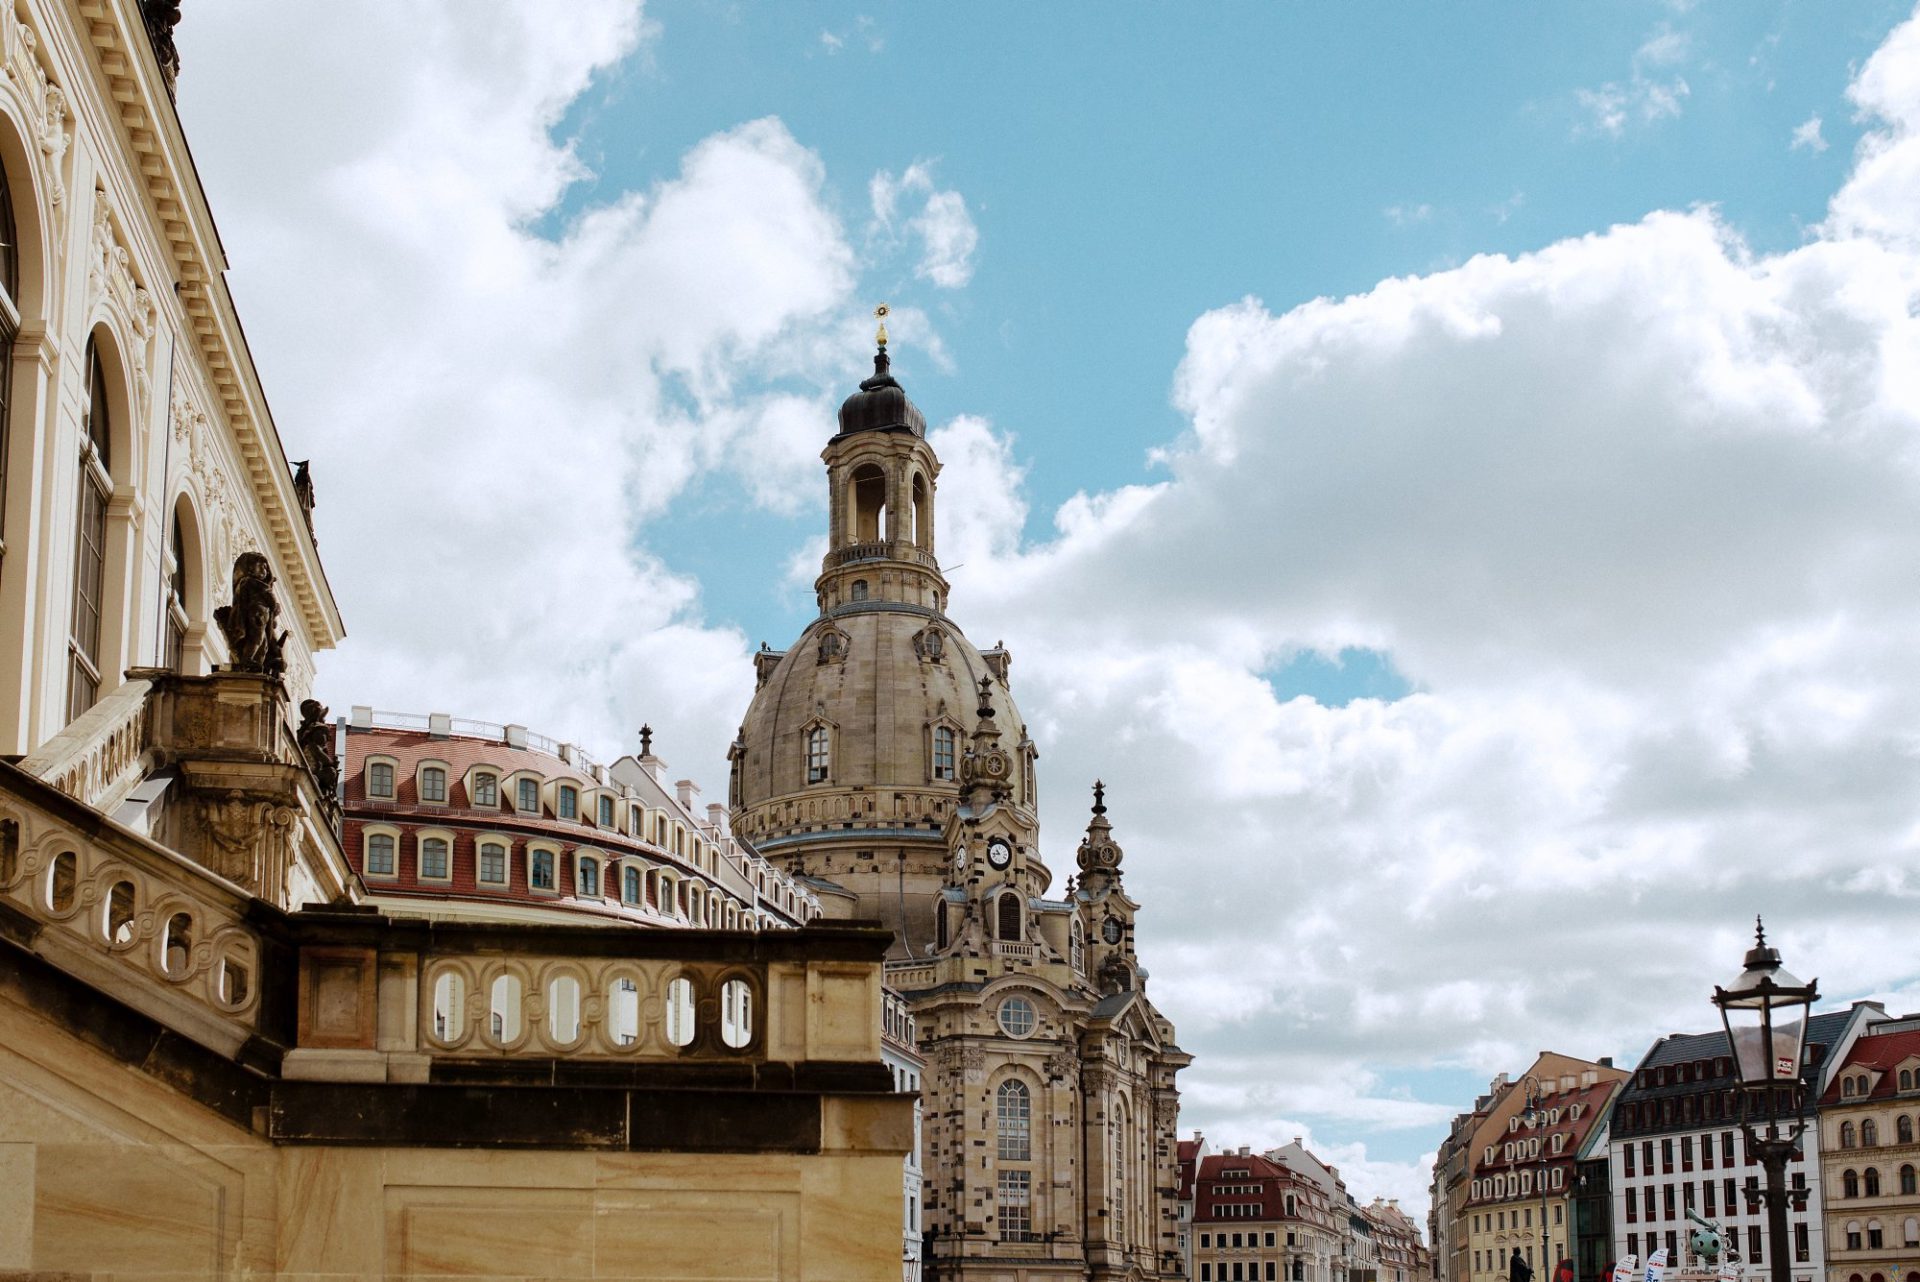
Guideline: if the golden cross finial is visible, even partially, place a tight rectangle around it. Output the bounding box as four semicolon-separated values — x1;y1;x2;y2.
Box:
874;302;890;349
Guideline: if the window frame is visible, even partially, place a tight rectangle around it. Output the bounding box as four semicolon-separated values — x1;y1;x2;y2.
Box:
804;723;832;785
576;853;601;899
416;828;454;882
361;824;401;880
512;773;543;815
556;783;579;820
365;756;399;800
417;760;450;805
527;845;559;893
476;836;512;888
467;766;500;808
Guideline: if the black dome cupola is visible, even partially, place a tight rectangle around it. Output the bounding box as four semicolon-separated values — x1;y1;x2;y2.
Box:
836;305;927;438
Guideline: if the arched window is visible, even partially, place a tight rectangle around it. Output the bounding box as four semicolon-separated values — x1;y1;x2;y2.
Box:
472;772;498;806
557;785;577;819
1900;1166;1916;1197
1867;1169;1882;1198
1847;1078;1858;1097
849;578;869;602
163;508;188;670
1112;1103;1128;1243
0;151;17;586
365;832;395;876
935;900;948;950
577;856;598;897
420;766;447;802
1070;919;1084;973
1904;1215;1919;1247
996;890;1022;942
67;340;112;722
911;472;929;548
1843;1122;1858;1149
932;725;956;781
419;837;449;879
850;462;886;542
1900;1069;1913;1091
477;842;507;885
529;849;554;890
1901;1116;1915;1145
1865;1119;1880;1147
1845;1170;1861;1199
516;777;540;812
805;726;830;783
623;865;640;904
996;1079;1031;1160
368;761;395;799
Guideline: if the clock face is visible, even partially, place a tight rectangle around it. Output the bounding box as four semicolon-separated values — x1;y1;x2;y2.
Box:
1102;918;1123;944
987;838;1013;870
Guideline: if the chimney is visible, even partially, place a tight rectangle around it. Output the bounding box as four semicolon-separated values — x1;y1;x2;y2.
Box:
675;778;700;810
707;803;730;837
1599;1057;1614;1068
1239;1145;1251;1157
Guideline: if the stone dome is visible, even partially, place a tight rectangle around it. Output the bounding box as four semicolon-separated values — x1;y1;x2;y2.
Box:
729;605;1027;848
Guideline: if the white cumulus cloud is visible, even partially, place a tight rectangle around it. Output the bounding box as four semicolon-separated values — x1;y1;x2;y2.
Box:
870;162;981;288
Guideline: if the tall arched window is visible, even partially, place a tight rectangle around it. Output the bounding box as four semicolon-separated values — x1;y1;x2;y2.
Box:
0;151;17;587
911;472;929;547
1845;1170;1861;1199
1865;1119;1880;1147
1900;1165;1916;1197
67;340;112;722
805;726;830;783
1867;1169;1882;1198
623;865;640;904
932;725;956;781
163;507;187;670
1843;1122;1857;1149
996;890;1022;942
935;900;948;950
996;1079;1031;1160
577;856;599;897
1112;1103;1128;1243
1070;919;1084;973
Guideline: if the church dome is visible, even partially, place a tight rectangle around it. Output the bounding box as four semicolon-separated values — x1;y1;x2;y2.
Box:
836;347;926;438
729;607;1027;847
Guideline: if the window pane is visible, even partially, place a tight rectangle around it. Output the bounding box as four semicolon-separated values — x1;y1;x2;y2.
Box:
420;837;448;879
367;833;395;875
531;850;554;889
473;772;496;805
479;843;506;884
518;778;539;811
421;767;446;801
369;763;393;797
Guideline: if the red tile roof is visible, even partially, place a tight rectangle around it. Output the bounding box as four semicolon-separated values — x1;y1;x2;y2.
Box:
1820;1026;1920;1105
1192;1152;1330;1226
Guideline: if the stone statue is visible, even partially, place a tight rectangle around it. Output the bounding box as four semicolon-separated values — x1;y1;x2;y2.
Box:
292;460;317;541
297;699;338;798
214;552;288;677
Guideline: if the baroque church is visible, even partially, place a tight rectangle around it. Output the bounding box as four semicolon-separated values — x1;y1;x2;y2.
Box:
729;318;1192;1280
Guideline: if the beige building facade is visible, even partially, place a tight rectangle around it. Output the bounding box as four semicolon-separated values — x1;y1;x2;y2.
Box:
730;328;1192;1280
1817;1015;1920;1282
0;3;917;1278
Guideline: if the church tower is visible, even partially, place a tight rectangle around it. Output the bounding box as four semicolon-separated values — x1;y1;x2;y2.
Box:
729;318;1189;1280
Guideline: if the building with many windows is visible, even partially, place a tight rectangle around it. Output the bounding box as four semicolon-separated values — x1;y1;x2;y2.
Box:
1189;1148;1341;1282
1369;1198;1434;1282
1815;1012;1920;1282
1461;1054;1628;1282
1606;1004;1883;1282
340;709;820;930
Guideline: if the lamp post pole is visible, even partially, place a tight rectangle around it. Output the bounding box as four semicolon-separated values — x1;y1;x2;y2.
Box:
1712;918;1818;1282
1523;1076;1551;1282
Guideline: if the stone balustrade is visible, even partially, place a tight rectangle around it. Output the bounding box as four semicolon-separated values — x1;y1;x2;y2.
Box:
16;675;156;811
0;758;266;1061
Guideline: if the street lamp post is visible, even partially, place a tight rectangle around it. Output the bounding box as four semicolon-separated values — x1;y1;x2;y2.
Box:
1522;1076;1551;1282
1711;918;1818;1282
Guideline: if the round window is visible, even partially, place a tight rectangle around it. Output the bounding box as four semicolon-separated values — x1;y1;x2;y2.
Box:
998;995;1037;1039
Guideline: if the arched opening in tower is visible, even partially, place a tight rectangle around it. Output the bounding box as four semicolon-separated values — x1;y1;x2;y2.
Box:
912;472;929;548
851;464;887;543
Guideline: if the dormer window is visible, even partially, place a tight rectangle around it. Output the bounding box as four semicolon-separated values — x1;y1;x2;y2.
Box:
598;795;614;827
558;786;578;819
420;766;447;803
578;856;599;897
368;762;395;799
806;726;830;784
623;865;641;904
517;777;540;813
932;726;956;781
472;772;498;806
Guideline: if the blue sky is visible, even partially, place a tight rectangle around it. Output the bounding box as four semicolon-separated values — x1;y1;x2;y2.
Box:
559;0;1902;675
178;0;1920;1211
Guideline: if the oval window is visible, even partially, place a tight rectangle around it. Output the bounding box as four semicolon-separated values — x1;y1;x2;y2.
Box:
489;974;523;1045
431;971;466;1043
664;976;695;1047
720;978;754;1049
608;977;639;1048
48;850;77;913
548;975;581;1045
219;953;251;1007
162;912;193;977
104;879;136;944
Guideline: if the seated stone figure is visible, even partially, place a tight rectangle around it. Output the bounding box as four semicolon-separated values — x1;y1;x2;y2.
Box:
213;551;288;676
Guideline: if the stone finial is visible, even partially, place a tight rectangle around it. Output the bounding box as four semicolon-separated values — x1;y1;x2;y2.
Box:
213;551;288;677
639;724;654;757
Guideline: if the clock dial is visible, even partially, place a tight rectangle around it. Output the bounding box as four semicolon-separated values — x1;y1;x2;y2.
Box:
987;839;1012;870
1102;918;1123;944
